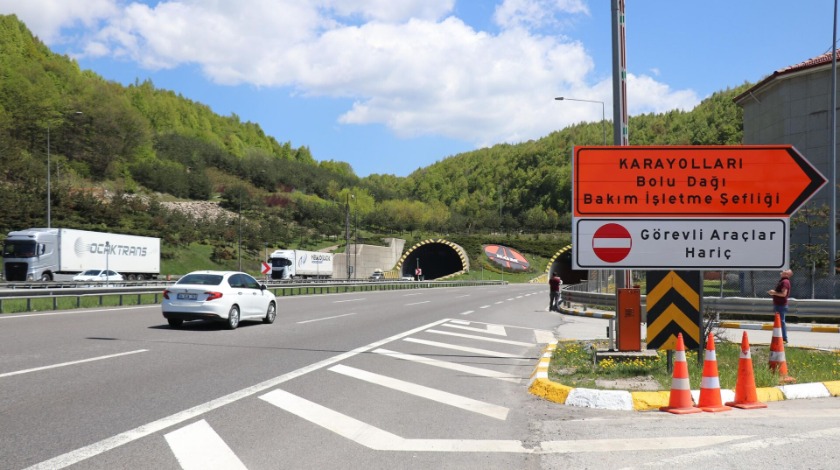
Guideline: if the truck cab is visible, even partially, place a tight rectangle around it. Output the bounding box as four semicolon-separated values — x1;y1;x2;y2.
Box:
2;229;58;281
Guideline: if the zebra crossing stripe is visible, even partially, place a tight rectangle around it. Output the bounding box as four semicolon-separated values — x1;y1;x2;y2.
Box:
164;420;246;470
329;364;509;420
403;338;522;358
441;323;508;336
373;348;521;383
425;329;533;346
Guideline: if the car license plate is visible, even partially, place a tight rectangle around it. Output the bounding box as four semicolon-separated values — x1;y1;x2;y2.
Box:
177;293;197;300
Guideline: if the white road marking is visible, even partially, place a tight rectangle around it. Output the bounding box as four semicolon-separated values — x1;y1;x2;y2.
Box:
480;305;491;309
542;435;752;454
619;427;840;469
260;389;527;452
403;338;523;358
329;364;509;420
441;323;507;336
494;301;504;305
24;318;451;470
534;330;556;344
405;301;431;306
373;348;521;383
297;312;357;324
260;389;750;454
449;319;470;325
403;293;424;297
507;298;515;301
426;329;533;346
333;298;365;303
0;306;147;319
0;350;148;379
454;295;471;298
164;420;246;470
458;311;474;315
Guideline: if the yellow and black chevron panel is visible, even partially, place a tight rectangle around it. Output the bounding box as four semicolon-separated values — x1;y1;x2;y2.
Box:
645;270;702;351
545;244;573;275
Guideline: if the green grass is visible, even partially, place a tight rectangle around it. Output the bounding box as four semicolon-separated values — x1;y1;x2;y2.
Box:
550;339;840;390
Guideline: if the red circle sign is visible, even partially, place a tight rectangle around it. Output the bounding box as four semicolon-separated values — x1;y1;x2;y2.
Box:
592;223;632;263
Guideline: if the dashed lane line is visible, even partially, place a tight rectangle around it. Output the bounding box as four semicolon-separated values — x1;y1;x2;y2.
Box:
164;420;247;470
297;312;357;324
329;364;509;420
0;350;148;379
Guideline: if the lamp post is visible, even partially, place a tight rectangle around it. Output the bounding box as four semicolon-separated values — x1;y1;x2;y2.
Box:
46;111;82;229
345;193;351;279
238;187;242;271
105;241;110;285
554;97;606;145
351;194;357;279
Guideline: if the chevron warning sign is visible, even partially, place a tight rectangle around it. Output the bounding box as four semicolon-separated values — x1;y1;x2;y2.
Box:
645;271;702;350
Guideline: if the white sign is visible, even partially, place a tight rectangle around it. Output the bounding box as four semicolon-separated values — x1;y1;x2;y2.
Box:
573;218;788;270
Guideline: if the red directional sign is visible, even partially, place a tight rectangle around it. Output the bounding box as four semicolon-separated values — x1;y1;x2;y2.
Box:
261;261;271;275
574;145;827;217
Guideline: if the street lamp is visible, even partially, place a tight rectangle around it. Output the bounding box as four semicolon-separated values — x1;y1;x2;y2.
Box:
46;111;82;228
555;97;606;145
351;194;357;279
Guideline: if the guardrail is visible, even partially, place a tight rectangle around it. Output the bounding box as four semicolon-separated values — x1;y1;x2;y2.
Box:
562;283;840;321
0;280;505;314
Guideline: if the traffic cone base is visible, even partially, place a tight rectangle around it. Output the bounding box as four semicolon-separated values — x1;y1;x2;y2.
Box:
660;333;701;414
725;331;767;409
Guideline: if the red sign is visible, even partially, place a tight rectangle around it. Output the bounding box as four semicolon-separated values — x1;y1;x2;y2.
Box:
592;223;632;263
261;262;271;275
574;145;826;217
483;244;531;271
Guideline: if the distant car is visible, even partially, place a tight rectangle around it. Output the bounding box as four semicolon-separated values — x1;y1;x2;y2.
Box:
161;270;277;330
73;269;124;283
369;270;384;281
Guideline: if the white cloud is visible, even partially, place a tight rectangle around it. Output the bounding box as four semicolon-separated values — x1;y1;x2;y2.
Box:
0;0;700;149
0;0;118;43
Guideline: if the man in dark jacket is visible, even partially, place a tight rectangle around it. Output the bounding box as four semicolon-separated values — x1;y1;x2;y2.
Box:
549;272;562;312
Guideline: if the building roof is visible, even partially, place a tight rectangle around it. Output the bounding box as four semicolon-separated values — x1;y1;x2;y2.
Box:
734;49;840;104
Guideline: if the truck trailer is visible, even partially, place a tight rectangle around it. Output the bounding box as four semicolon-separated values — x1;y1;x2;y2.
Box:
2;228;161;281
268;249;333;280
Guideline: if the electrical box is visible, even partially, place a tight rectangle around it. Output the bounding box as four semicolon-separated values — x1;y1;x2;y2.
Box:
617;288;641;351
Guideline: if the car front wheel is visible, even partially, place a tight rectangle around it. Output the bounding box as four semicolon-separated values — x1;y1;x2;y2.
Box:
263;302;277;324
226;305;240;330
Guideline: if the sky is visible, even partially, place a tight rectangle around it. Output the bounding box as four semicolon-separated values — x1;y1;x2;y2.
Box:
1;1;838;177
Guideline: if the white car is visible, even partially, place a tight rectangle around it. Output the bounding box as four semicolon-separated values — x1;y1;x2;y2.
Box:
73;269;124;283
161;271;277;329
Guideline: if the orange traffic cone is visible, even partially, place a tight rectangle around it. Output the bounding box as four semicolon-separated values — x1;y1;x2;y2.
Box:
660;333;701;414
769;313;796;384
725;331;767;409
697;333;731;412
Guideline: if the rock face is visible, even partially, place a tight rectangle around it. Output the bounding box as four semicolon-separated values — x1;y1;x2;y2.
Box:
160;201;236;220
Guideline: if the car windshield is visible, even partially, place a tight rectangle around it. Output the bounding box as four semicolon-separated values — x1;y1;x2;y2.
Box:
81;270;101;276
177;273;224;286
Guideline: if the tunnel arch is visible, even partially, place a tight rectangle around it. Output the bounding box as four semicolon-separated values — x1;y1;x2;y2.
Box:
396;239;469;280
546;244;589;284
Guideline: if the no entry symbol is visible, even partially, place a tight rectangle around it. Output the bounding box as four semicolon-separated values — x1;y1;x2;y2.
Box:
592;223;632;263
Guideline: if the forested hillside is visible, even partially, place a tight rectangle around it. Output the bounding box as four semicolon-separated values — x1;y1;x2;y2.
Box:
0;14;750;256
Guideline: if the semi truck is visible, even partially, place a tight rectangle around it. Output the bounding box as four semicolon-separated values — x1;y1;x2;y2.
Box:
268;249;333;280
2;228;161;281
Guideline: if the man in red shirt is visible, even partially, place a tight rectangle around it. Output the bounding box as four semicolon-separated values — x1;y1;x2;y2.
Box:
768;269;792;343
548;272;562;312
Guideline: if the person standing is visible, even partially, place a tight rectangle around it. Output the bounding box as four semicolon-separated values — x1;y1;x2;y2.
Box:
549;272;562;312
768;269;792;343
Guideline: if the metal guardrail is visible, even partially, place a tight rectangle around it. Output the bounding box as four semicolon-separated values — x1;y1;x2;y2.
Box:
562;284;840;320
0;280;505;313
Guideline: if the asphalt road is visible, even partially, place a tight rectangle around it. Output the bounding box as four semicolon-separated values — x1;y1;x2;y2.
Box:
2;284;839;469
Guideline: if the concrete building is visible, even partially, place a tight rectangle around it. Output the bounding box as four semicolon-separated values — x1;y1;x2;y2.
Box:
734;50;839;297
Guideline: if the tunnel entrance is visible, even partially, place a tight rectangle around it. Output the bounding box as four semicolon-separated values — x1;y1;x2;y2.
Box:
547;245;588;284
398;239;468;280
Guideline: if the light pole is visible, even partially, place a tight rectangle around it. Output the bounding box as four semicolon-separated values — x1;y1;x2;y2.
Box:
345;193;351;279
105;241;110;285
46;111;82;229
238;187;242;271
555;97;606;145
351;194;357;279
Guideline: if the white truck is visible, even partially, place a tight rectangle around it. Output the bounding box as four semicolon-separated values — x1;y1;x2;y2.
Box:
268;249;333;280
2;228;161;281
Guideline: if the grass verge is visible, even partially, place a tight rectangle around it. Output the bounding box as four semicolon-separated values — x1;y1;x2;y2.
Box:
550;339;840;390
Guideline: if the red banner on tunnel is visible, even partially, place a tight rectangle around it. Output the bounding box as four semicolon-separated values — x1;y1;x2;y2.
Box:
483;244;530;271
